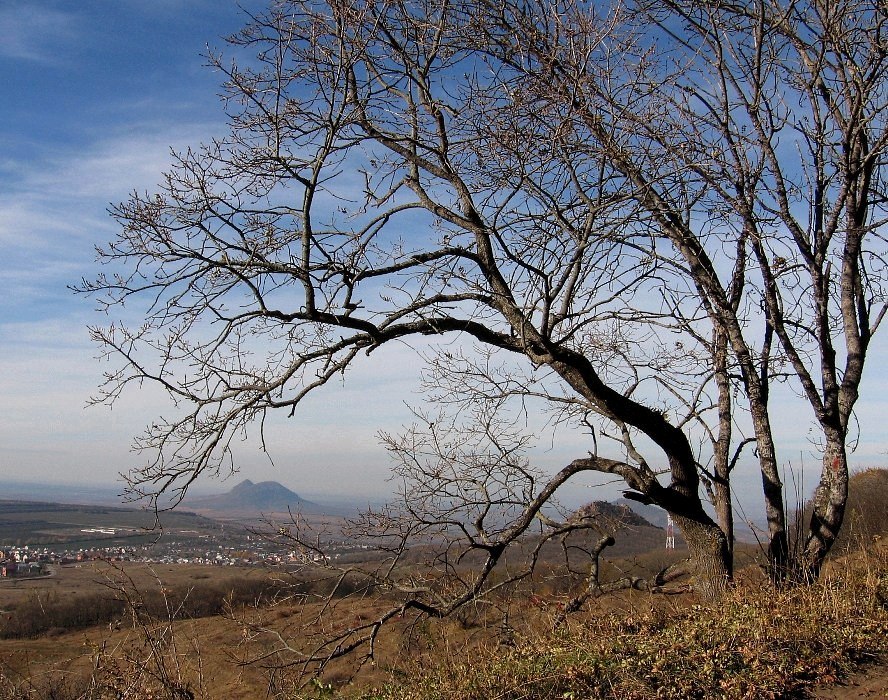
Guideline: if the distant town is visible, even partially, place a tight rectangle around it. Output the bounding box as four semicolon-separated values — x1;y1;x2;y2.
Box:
0;479;375;579
0;528;369;578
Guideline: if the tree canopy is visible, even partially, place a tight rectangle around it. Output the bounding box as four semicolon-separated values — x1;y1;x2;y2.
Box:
82;0;887;607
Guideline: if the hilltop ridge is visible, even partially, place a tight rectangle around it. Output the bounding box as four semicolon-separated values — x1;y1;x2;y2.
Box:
572;500;656;528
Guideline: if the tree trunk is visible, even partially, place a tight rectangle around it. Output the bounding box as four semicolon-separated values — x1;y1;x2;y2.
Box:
711;479;734;579
711;328;734;576
802;434;849;581
742;366;789;584
671;512;732;600
721;311;789;584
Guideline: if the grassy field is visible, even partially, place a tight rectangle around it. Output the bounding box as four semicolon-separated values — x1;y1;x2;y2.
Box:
350;543;888;700
0;561;292;698
0;500;222;548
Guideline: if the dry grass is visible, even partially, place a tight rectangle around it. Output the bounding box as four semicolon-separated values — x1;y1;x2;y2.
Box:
0;547;885;699
1;469;886;699
351;543;888;700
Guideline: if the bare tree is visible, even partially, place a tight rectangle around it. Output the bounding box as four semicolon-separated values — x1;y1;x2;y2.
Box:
75;1;887;685
474;0;887;581
227;398;683;681
82;0;741;600
634;0;888;579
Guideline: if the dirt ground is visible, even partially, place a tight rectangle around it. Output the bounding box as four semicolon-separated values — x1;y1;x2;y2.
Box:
813;659;888;699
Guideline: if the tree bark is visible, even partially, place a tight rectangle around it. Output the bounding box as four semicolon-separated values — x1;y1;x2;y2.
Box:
672;511;732;600
747;398;789;583
803;433;849;581
711;328;735;570
711;478;734;579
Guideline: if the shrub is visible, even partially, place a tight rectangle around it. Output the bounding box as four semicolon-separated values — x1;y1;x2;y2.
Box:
0;591;126;638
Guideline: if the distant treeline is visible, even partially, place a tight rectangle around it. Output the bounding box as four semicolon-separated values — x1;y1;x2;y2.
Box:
0;576;281;638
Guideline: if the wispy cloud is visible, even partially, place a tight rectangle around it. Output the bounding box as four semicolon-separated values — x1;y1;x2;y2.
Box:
0;6;79;63
10;120;219;203
0;121;221;312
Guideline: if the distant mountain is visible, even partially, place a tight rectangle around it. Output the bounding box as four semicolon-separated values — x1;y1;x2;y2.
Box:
613;498;669;529
550;500;678;558
188;479;317;514
611;497;760;542
572;500;657;528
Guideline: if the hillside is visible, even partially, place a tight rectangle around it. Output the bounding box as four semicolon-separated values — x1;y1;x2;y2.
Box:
0;477;886;698
835;467;888;550
1;542;884;699
612;497;669;528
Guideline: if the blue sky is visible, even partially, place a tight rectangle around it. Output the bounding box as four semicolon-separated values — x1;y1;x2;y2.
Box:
0;1;426;501
0;2;886;511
